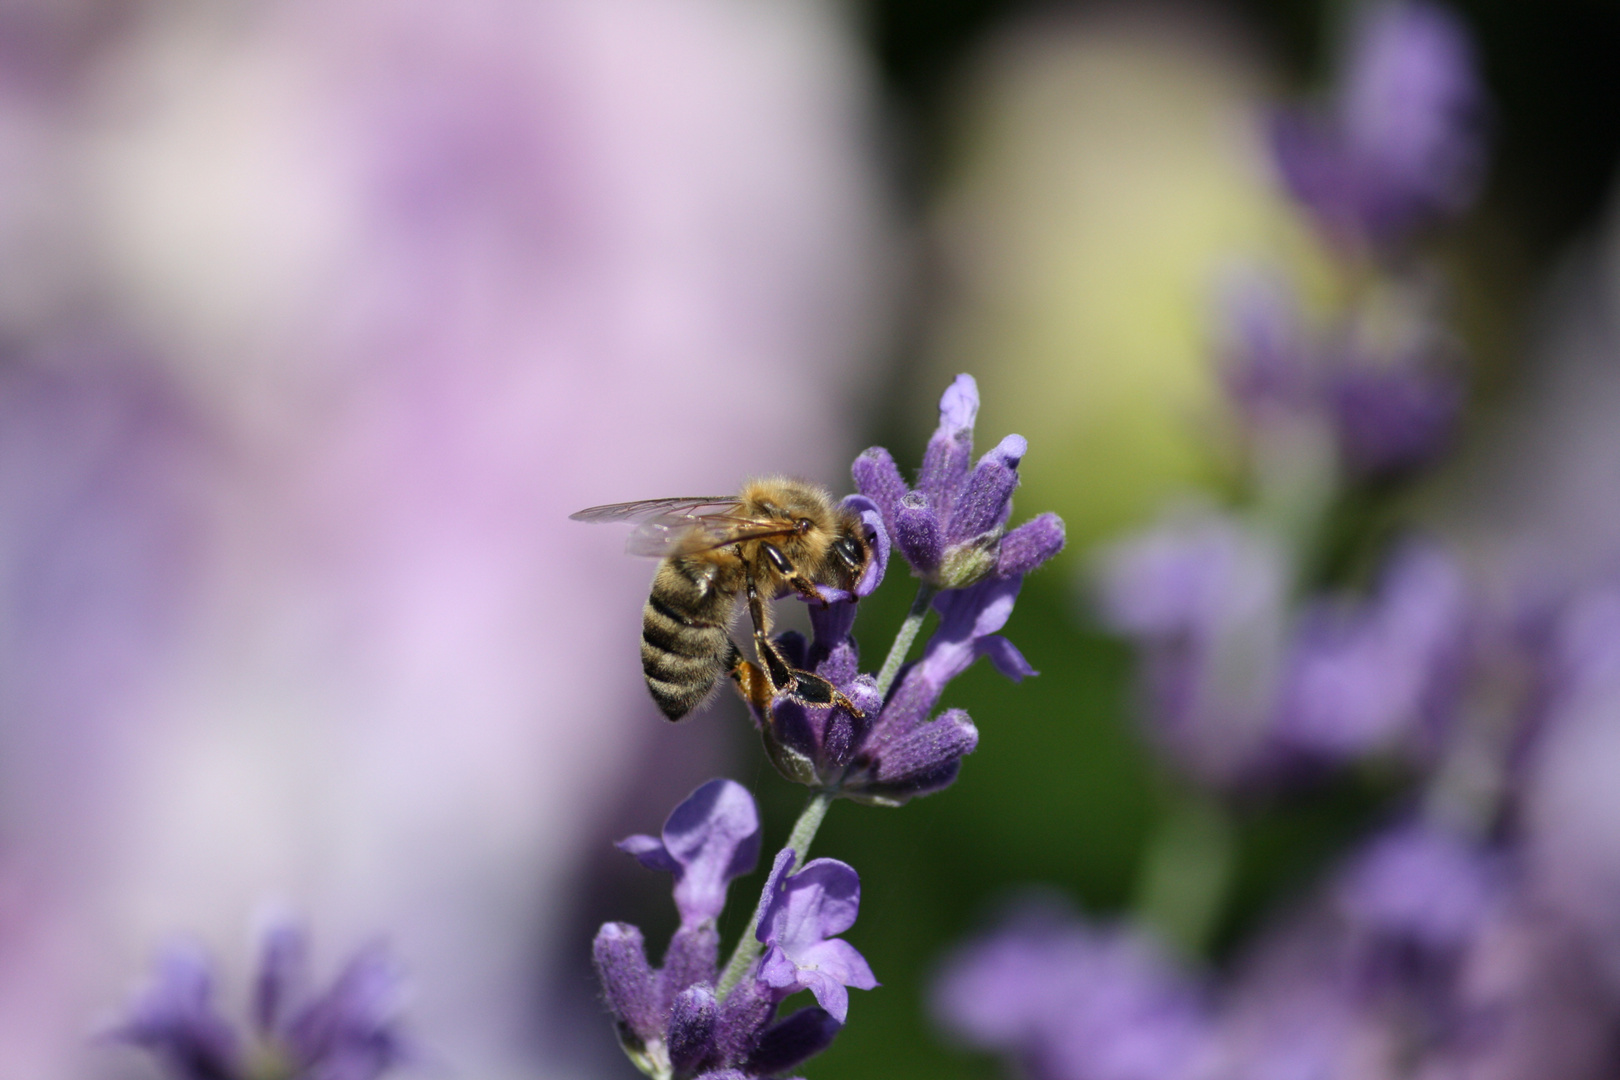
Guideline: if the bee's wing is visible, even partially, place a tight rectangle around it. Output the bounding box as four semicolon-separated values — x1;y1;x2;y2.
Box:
625;513;799;559
568;496;741;524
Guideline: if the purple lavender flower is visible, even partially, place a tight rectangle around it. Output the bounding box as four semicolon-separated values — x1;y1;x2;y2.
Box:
1099;513;1469;784
598;780;762;1069
1274;541;1468;761
1328;355;1462;474
1334;822;1499;956
109;924;409;1080
1096;511;1292;786
754;849;878;1024
1215;270;1463;476
595;783;864;1079
761;575;1051;805
1270;0;1485;252
934;903;1211;1080
854;374;1062;589
617;779;763;928
1216;271;1316;424
752;376;1062;800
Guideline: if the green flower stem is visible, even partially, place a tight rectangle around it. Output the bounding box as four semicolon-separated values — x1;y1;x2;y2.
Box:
874;583;939;697
716;790;833;999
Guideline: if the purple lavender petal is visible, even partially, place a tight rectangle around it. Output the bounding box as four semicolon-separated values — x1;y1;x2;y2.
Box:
282;942;407;1080
109;943;244;1080
1274;0;1485;249
754;854;875;1022
759;941;874;1024
933;906;1211;1080
918;374;980;512
253;923;307;1039
846;494;890;598
619;779;761;926
977;636;1035;681
916;576;1024;689
1217;270;1315;417
1276;542;1467;760
592;923;663;1044
745;1006;841;1076
947;434;1026;542
934;905;1209;1080
615;834;680;875
760;856;861;943
997;513;1066;578
665;780;763;917
666;984;718;1075
895;501;944;574
1269;107;1355;242
851;446;908;526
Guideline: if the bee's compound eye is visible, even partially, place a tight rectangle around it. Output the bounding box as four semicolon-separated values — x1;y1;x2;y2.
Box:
796;518;814;533
833;536;863;569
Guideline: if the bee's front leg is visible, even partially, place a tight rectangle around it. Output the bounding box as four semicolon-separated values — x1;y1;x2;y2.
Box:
737;564;864;719
761;542;831;606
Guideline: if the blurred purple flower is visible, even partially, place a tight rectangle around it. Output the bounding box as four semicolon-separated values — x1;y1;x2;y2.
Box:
1216;270;1463;476
1100;514;1470;784
1270;0;1485;251
1096;511;1291;786
855;374;1059;588
111;924;409;1080
1217;271;1315;422
617;779;763;928
1328;356;1462;474
1275;542;1469;761
754;849;878;1024
934;903;1210;1080
1335;823;1499;958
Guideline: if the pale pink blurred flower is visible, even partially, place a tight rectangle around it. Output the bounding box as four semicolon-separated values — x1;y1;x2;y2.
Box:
0;1;892;1076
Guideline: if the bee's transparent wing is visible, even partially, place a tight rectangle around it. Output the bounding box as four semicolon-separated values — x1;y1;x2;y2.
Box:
568;495;739;524
624;513;799;558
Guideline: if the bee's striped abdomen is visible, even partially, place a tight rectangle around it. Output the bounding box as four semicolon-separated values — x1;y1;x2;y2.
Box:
641;560;736;721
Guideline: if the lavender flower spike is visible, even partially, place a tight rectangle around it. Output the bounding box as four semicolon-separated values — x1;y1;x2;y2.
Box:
107;942;243;1080
109;923;410;1080
854;374;1034;588
618;779;762;927
755;849;878;1023
1270;0;1484;251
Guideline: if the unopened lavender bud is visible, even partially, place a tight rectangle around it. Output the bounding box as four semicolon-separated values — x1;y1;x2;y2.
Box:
997;513;1065;578
746;1007;842;1076
667;985;718;1075
949;436;1025;540
659;924;720;1011
895;499;944;573
593;923;662;1045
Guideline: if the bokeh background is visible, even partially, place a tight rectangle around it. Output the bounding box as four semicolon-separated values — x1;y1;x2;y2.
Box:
3;0;1619;1078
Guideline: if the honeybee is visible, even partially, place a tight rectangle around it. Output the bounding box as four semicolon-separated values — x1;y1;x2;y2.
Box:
570;478;871;721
